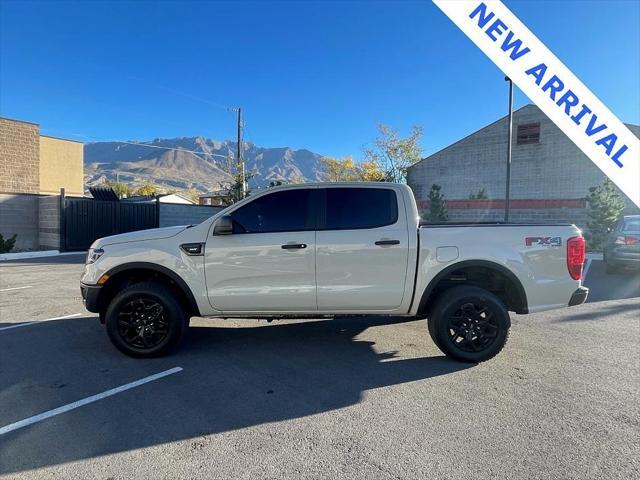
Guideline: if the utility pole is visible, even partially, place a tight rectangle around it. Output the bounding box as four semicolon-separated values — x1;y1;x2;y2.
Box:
504;76;513;223
235;107;246;199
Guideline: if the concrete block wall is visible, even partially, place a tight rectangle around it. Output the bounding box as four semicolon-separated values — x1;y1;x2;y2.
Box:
0;193;41;250
0;118;40;194
407;104;640;226
159;203;224;228
408;105;640;203
38;195;61;250
443;207;589;230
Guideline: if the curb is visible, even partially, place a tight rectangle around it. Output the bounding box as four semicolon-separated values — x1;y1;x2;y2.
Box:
0;251;85;262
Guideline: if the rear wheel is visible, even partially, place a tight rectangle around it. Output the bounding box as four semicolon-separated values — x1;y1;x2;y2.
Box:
105;282;187;357
427;286;510;363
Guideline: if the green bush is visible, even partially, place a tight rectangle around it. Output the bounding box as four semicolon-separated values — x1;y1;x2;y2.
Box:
585;179;624;252
425;184;449;223
0;233;17;254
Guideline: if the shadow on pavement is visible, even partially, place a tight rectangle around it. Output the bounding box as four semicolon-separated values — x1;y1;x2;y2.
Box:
557;298;639;322
584;260;640;303
0;315;470;474
0;254;86;267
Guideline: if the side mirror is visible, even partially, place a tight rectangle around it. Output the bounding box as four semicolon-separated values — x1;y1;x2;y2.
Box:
213;215;233;235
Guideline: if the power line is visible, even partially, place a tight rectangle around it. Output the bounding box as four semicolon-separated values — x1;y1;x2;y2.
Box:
40;129;233;161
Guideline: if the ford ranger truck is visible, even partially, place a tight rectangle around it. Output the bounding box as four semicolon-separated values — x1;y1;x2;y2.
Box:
80;183;588;363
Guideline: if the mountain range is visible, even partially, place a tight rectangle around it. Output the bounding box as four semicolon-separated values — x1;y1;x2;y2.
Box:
84;137;326;193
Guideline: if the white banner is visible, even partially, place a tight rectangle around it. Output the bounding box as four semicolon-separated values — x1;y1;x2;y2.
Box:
433;0;640;207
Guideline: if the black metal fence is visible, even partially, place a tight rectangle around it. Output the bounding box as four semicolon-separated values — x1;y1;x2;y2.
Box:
62;197;158;251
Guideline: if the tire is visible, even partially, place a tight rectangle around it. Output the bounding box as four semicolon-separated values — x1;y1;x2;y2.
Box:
427;286;510;363
105;282;187;358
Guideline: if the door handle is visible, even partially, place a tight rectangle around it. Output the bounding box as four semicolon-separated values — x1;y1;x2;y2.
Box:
281;243;307;249
375;239;400;246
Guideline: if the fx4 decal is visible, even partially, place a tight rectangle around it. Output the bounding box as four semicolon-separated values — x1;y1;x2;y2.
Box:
525;236;562;247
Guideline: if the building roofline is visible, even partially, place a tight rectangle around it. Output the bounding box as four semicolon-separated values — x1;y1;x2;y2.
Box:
412;105;640;170
160;192;194;202
411;104;535;169
0;115;39;126
40;134;84;144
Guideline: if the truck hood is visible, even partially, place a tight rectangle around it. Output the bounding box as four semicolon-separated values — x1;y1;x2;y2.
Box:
92;225;187;248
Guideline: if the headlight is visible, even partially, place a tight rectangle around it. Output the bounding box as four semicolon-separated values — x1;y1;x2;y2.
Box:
86;248;104;264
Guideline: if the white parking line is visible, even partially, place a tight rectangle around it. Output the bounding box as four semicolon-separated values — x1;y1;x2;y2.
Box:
582;258;593;280
0;313;83;331
0;286;33;292
0;367;183;436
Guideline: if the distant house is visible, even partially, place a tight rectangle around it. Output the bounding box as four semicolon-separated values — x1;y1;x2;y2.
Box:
158;193;195;204
122;193;196;205
199;190;233;207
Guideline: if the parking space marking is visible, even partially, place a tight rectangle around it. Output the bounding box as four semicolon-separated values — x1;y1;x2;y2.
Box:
0;367;183;436
0;286;33;292
0;313;83;331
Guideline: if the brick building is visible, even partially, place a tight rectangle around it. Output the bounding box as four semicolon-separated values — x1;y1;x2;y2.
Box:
0;117;83;195
407;105;640;228
0;117;83;250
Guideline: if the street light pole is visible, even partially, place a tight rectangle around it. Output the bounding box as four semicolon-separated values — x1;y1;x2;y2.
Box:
236;107;246;199
505;76;513;223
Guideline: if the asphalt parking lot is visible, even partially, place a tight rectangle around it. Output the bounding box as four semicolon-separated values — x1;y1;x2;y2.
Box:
0;254;638;480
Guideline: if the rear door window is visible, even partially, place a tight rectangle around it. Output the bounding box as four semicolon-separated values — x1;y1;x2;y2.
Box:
324;188;398;230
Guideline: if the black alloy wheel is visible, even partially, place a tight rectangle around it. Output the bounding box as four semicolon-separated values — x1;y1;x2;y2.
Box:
105;282;187;357
446;301;499;353
117;298;169;349
427;286;510;363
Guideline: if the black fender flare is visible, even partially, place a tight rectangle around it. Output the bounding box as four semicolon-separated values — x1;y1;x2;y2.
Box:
102;262;201;316
416;260;528;315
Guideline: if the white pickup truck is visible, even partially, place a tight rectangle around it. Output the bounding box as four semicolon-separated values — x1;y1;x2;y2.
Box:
81;183;588;362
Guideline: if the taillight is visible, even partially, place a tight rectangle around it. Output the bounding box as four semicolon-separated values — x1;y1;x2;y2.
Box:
567;236;585;280
614;235;639;245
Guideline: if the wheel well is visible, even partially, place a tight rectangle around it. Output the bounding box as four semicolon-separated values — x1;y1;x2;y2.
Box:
97;268;199;320
418;262;528;315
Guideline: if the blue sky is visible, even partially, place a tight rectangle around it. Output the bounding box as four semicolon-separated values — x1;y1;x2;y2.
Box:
1;0;638;159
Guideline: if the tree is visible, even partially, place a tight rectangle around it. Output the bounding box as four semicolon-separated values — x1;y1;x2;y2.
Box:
320;156;359;182
228;171;255;203
358;160;386;182
0;233;17;253
135;182;158;197
469;188;488;200
585;178;624;251
363;124;423;183
425;184;448;223
104;180;132;199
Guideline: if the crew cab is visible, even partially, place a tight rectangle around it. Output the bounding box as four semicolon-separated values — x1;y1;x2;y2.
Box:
81;183;588;362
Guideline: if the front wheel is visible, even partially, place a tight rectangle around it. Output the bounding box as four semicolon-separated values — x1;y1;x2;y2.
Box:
427;286;510;363
105;282;187;357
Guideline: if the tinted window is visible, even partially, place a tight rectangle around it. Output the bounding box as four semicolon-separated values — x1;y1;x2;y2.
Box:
622;218;640;232
325;188;398;230
231;189;312;233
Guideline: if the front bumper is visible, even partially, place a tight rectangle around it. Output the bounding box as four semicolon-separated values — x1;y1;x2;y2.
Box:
568;286;589;306
80;283;102;313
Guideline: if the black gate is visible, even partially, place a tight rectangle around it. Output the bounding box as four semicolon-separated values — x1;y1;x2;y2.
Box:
63;198;158;251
